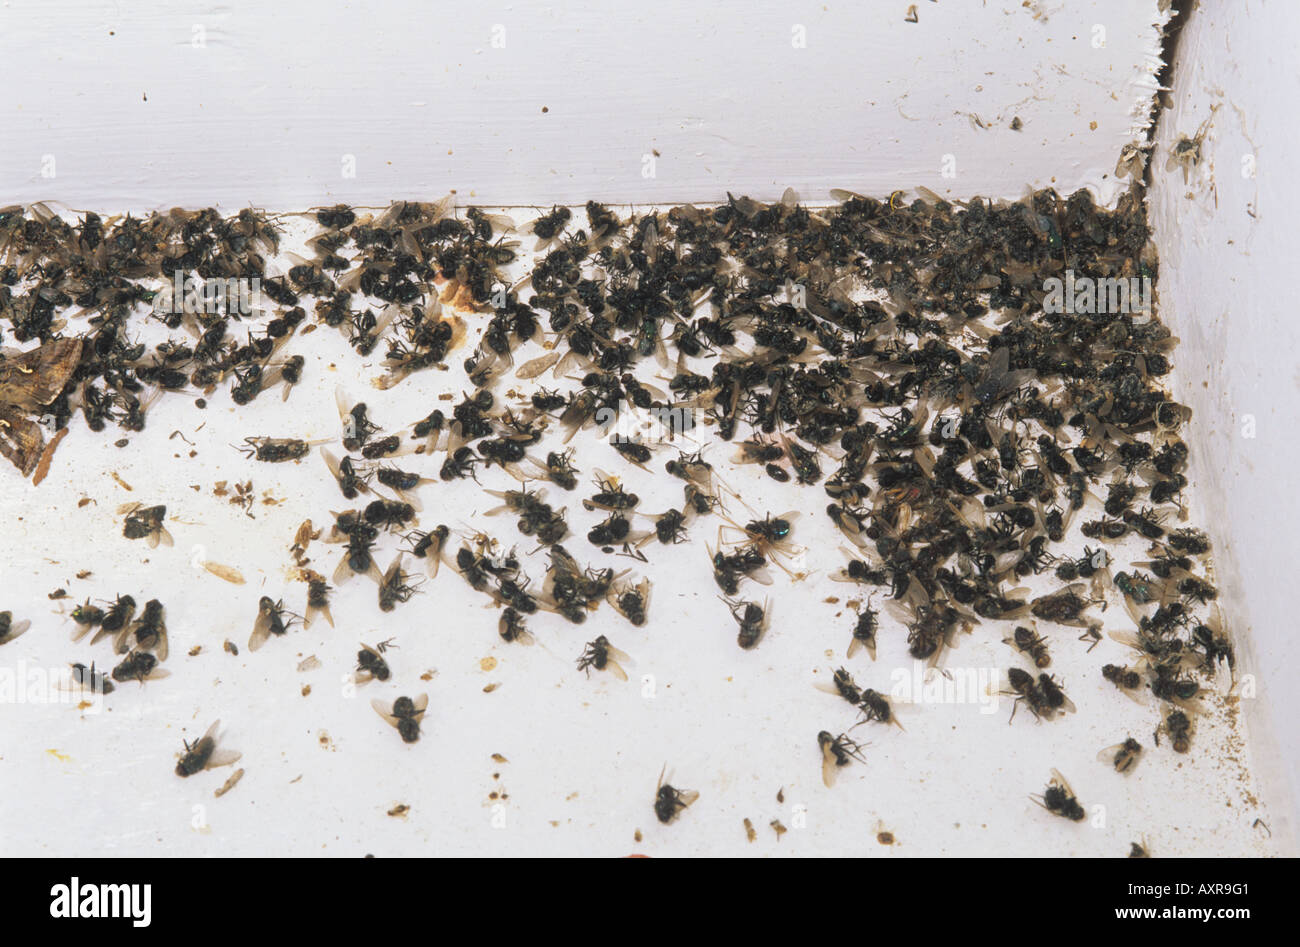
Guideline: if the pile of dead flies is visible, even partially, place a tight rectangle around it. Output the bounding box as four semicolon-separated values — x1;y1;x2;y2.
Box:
0;188;1231;824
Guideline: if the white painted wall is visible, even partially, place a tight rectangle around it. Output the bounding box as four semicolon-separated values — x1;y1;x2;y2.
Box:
8;0;1294;855
1148;0;1300;853
1;0;1167;211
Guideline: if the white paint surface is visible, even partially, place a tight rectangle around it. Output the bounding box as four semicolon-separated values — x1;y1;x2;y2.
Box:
2;0;1167;211
2;0;1292;857
1148;0;1300;854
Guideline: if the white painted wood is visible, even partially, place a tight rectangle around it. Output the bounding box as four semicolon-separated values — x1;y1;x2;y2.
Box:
1;0;1167;211
1148;0;1300;854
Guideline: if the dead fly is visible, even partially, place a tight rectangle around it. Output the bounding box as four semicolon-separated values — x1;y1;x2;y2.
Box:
373;693;428;744
1156;709;1193;754
1004;624;1050;668
361;434;402;460
354;643;392;683
818;730;867;787
858;689;902;729
405;524;450;577
583;473;640;513
605;572;650;624
111;650;167;684
175;720;242;777
653;765;698;824
643;508;690;546
99;594;136;638
610;436;652;469
664;449;714;489
1004;667;1049;723
729;512;799;559
1030;584;1099;628
441;445;480;481
337;390;380;452
378;554;421;612
119;503;173;547
721;596;767;649
1099;737;1143;774
576;635;629;680
302;571;334;628
1102;663;1146;703
321;448;370;499
363;498;417;530
0;610;30;645
1034;770;1086;822
68;601;105;639
249;596;298;651
530;449;579;490
1036;673;1075;715
587;512;630;548
238;436;313;463
498;606;533;644
118;598;168;660
817;666;863;706
329;512;381;584
373;463;432;504
848;603;879;659
69;661;114;695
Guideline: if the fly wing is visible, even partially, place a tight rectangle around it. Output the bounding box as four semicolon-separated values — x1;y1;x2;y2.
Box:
371;698;399;728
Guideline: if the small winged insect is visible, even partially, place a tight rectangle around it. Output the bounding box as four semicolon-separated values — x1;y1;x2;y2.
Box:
99;594;136;637
119;598;168;660
372;693;428;744
1034;769;1085;822
361;434;402;460
848;603;878;659
249;596;298;651
378;554;421;612
1156;709;1193;753
405;524;450;577
722;596;767;649
354;643;391;683
606;578;650;626
583;473;639;512
1030;584;1098;628
119;503;173;547
818;730;867;787
816;666;863;706
111;650;167;684
374;463;431;504
610;436;652;468
643;507;689;546
363;498;417;531
653;765;698;824
69;661;114;695
239;436;312;463
531;449;579;490
498;606;533;644
576;635;629;680
321;448;369;499
175;720;242;777
1099;737;1143;774
1036;673;1075;715
303;571;334;628
337;390;380;452
1102;663;1146;702
1004;667;1049;723
0;610;31;645
70;601;106;630
1004;624;1050;668
858;689;902;729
